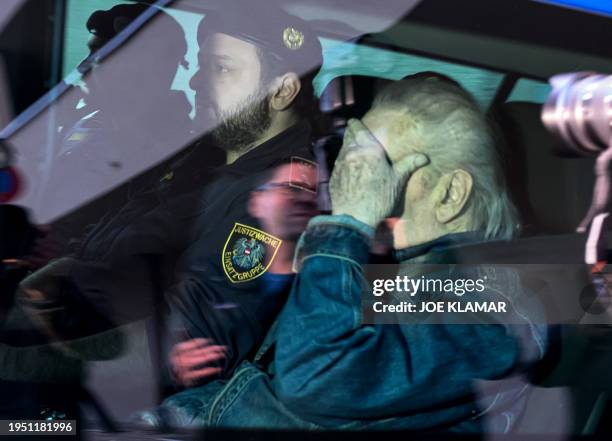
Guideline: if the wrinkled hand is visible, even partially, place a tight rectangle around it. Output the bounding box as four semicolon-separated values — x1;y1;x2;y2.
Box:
329;119;429;228
170;338;227;387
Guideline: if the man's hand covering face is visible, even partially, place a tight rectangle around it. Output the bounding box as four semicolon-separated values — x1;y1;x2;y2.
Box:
329;119;429;228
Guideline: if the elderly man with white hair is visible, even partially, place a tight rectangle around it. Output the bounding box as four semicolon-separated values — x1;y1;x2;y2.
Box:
269;74;548;431
141;74;548;432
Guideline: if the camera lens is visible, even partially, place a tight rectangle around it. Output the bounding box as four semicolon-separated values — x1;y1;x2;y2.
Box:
541;72;612;155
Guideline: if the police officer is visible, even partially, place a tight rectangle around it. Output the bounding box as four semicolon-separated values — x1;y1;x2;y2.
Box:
160;1;324;389
49;2;193;247
17;0;323;398
0;3;191;421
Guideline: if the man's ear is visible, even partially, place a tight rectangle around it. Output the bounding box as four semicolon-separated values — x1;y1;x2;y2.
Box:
270;73;301;111
434;169;473;224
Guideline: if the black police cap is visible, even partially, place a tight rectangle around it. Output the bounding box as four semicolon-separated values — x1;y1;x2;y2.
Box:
198;0;323;77
86;3;150;40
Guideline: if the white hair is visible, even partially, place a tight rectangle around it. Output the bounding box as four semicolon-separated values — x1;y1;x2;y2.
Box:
373;75;519;240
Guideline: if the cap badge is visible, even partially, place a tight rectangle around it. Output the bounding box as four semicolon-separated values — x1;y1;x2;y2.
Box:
283;26;304;50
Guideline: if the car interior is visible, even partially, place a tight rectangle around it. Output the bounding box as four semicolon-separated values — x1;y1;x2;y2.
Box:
1;0;612;438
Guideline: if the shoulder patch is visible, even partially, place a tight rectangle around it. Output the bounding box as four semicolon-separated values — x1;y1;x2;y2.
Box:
222;223;282;283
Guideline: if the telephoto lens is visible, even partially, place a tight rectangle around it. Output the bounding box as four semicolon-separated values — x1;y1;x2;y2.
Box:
541;72;612;155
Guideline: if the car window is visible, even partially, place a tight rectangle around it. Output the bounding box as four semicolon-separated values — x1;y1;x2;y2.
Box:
64;1;204;118
2;2;612;438
507;77;552;103
315;37;504;109
63;0;126;76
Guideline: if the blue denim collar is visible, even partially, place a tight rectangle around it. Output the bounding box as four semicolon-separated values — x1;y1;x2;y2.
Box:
393;231;486;263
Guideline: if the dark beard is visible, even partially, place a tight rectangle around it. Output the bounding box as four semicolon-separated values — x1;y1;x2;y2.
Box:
211;92;272;154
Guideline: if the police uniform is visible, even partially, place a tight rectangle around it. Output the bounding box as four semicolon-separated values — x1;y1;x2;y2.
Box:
156;3;323;380
165;121;315;380
26;2;323;387
0;3;193;421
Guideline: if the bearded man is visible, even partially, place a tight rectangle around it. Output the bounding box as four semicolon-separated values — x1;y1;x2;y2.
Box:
15;0;323;400
156;2;323;391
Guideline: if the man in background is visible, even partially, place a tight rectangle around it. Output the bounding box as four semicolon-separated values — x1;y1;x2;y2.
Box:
169;160;319;387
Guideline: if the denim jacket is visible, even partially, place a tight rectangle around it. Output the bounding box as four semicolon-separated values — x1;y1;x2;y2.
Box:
142;215;548;432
